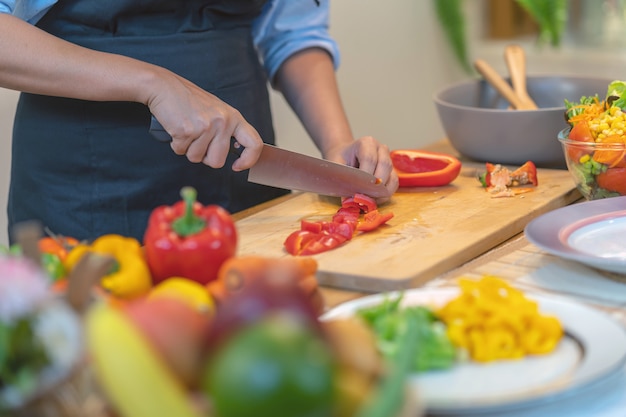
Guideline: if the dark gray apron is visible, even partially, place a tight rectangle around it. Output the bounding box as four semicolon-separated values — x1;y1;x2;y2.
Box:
8;0;288;242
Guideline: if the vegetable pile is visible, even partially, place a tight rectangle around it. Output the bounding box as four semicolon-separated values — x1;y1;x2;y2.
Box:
355;276;563;370
1;187;414;417
563;80;626;198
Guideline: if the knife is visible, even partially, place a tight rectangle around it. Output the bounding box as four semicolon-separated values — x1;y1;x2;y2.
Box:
149;116;391;198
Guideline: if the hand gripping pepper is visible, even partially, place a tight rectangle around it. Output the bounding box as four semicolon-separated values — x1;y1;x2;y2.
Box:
143;187;237;286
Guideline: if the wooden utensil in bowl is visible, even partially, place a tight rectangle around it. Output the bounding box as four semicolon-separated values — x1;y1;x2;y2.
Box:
473;58;534;110
504;44;538;110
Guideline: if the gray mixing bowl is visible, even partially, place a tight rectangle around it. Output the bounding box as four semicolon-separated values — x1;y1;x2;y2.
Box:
433;75;613;168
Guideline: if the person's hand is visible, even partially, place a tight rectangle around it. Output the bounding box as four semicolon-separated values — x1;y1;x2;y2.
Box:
146;72;263;171
324;136;399;204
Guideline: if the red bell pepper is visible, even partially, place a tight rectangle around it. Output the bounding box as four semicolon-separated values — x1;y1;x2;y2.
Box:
143;187;237;285
390;149;462;187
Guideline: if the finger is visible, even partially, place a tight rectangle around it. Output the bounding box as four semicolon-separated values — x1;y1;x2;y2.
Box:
230;123;263;171
199;132;231;168
372;143;393;183
169;133;195;156
352;136;379;174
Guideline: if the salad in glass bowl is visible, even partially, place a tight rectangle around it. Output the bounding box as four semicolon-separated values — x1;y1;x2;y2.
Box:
559;80;626;200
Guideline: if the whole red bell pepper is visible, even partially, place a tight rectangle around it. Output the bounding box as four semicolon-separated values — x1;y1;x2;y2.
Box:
143;187;237;286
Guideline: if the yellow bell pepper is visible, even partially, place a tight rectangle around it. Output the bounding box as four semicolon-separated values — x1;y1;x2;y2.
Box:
65;234;152;300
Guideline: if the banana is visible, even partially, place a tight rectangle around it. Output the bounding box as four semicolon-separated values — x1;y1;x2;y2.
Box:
86;302;202;417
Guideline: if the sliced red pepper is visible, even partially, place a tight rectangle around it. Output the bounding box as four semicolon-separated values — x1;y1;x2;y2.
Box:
511;161;539;186
143;187;237;285
301;220;323;233
284;230;348;256
481;162;498;187
284;230;322;255
481;161;538;188
351;193;377;213
285;193;393;256
356;210;394;232
299;233;348;256
321;221;355;241
390;149;461;187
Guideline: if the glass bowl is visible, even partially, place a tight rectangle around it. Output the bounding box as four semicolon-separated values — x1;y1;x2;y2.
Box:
558;127;626;200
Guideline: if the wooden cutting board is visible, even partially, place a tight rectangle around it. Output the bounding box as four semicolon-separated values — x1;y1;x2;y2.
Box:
235;161;581;293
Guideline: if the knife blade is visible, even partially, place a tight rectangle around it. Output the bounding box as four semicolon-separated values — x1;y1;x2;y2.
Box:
149;116;391;198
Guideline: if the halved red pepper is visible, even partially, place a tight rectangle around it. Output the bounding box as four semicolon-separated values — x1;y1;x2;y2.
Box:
143;187;237;285
390;149;462;187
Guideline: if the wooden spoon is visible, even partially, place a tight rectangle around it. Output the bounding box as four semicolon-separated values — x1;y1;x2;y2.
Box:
474;59;534;110
504;44;538;110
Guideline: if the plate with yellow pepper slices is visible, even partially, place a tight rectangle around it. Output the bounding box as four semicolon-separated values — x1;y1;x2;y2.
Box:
321;276;626;415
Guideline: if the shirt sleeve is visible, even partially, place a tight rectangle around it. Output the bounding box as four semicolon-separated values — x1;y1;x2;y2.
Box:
0;0;14;13
252;0;341;83
4;0;57;24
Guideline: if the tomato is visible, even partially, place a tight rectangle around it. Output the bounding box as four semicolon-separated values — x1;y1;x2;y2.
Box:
203;312;335;417
390;149;462;187
569;121;595;142
596;168;626;195
566;121;595;162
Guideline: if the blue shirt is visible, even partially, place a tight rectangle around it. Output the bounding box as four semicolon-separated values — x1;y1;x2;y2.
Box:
0;0;340;81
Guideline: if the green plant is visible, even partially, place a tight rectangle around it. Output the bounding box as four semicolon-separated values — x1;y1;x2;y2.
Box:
434;0;568;74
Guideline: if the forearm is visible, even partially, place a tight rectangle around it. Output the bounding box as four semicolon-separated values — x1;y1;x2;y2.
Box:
274;47;354;158
0;13;163;105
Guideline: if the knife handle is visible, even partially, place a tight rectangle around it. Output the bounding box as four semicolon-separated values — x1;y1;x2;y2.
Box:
148;115;242;157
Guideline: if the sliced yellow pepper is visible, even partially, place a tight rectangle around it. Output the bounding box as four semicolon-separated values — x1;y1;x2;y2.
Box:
439;276;563;362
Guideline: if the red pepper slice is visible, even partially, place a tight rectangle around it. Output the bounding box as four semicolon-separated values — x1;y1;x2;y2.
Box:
143;187;237;285
511;161;538;186
390;149;461;187
351;193;377;213
284;230;348;256
356;210;394;232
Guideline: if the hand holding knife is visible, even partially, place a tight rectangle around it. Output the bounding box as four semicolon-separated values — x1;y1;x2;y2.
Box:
148;116;391;199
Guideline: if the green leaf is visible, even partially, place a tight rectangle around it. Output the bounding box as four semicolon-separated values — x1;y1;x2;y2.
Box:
515;0;568;46
433;0;473;74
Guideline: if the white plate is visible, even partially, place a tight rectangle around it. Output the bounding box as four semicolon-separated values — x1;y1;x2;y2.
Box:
525;196;626;274
321;288;626;415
